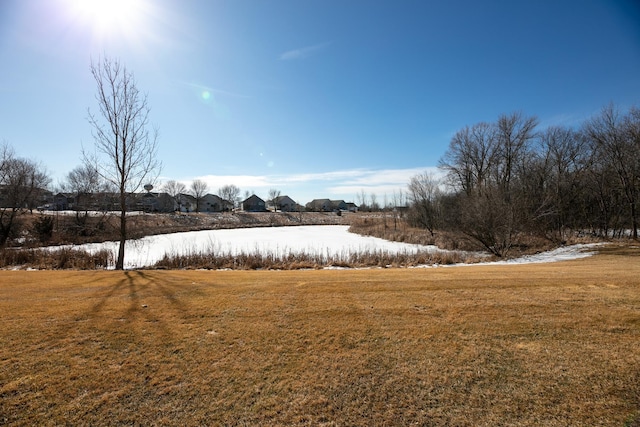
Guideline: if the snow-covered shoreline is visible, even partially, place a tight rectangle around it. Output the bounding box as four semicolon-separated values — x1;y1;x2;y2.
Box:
41;225;602;270
427;243;603;269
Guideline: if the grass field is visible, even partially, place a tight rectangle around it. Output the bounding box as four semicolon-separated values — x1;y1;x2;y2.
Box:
1;245;639;426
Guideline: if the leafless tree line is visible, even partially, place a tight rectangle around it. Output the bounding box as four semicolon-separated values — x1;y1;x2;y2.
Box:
407;106;640;256
0;143;50;246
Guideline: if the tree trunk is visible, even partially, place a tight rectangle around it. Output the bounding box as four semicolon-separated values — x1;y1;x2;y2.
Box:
632;202;638;240
0;209;17;247
116;192;127;270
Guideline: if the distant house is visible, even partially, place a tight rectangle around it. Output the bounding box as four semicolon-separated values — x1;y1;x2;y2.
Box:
139;192;155;212
306;199;332;212
100;192;124;211
140;192;177;212
52;193;74;210
305;199;349;212
199;194;234;213
158;193;178;212
242;194;266;212
273;195;297;212
0;186;53;210
177;193;197;212
198;193;231;213
330;200;348;211
52;192;108;211
345;202;358;212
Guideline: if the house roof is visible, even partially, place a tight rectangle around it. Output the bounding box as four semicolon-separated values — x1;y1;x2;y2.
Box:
178;193;196;202
306;198;330;206
202;193;224;201
274;195;295;204
242;194;265;204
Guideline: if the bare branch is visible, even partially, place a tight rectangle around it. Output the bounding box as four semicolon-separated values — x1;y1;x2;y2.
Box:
85;56;161;269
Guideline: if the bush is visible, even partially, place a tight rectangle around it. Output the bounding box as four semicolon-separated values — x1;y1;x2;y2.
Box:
32;215;54;243
0;247;113;269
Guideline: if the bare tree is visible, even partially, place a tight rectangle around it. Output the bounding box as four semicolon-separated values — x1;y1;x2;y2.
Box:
218;184;240;210
438;113;537;256
392;189;405;208
407;172;441;236
0;143;50;246
357;189;368;212
495;112;538;196
533;126;590;240
163;180;186;212
85;57;160;270
190;179;208;213
369;193;379;211
391;189;405;230
66;163;105;210
268;188;281;212
439;122;497;196
585;104;640;239
63;163;109;236
459;186;516;256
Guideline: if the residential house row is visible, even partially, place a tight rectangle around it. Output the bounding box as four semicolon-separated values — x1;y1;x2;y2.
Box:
33;191;359;214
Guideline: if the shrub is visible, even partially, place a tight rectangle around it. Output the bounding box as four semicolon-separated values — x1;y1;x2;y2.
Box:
32;215;54;243
0;247;113;270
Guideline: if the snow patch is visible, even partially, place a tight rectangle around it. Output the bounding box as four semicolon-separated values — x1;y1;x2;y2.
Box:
432;243;603;268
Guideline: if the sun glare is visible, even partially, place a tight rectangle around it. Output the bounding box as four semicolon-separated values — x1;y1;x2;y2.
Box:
64;0;147;41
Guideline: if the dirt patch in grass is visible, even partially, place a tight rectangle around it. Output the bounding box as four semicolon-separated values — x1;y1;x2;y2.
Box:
595;243;640;257
1;248;639;426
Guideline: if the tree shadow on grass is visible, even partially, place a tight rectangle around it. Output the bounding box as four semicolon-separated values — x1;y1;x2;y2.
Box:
85;271;187;319
72;271;179;345
133;270;191;313
45;270;204;358
84;274;128;319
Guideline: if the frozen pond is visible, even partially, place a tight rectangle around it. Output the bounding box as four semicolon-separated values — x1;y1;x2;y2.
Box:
48;225;600;270
53;225;448;269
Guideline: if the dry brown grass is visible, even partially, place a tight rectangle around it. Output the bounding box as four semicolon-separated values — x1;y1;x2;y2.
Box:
1;245;639;426
0;248;113;270
348;215;486;252
152;246;476;270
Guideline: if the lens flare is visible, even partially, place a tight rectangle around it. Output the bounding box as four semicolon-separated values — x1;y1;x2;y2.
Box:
62;0;150;43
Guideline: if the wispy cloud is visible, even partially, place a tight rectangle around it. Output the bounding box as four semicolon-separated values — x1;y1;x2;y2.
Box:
321;168;443;199
279;42;331;60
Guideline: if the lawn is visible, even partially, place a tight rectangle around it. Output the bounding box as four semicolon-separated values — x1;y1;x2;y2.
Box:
1;245;639;426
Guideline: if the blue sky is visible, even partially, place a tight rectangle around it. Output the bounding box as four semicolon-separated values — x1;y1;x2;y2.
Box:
1;0;639;204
